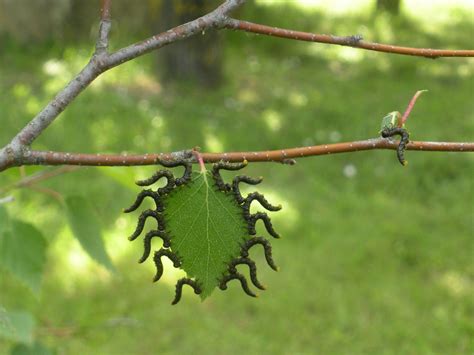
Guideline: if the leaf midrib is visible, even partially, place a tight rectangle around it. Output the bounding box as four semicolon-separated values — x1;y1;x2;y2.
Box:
163;171;248;297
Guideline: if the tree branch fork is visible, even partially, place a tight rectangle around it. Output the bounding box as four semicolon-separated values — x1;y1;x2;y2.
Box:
0;0;472;173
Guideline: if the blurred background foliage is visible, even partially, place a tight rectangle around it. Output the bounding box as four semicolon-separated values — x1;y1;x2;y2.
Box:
0;0;473;354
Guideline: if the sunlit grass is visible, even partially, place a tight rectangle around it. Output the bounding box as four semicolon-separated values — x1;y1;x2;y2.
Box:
255;0;373;15
438;270;473;298
253;0;473;69
256;0;473;25
0;2;473;354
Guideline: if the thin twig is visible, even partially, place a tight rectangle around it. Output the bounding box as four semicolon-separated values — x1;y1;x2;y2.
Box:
223;19;474;58
2;139;471;169
0;166;80;192
401;90;428;125
97;0;112;54
104;0;246;69
1;0;473;174
100;0;112;21
0;0;245;171
27;186;64;203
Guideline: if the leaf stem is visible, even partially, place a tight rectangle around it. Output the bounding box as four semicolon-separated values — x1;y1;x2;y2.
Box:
400;90;428;126
193;149;207;172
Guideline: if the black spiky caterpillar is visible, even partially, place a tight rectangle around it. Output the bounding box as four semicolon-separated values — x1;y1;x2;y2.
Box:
381;127;410;166
124;160;281;305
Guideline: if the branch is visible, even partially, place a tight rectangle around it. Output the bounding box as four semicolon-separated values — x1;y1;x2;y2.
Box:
104;0;246;68
0;0;245;171
100;0;111;21
1;0;472;174
97;0;112;54
0;166;79;194
223;19;474;58
0;139;471;170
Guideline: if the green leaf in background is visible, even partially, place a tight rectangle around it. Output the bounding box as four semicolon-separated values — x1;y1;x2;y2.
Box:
0;221;47;294
10;342;56;355
0;306;13;337
0;205;9;235
65;196;115;272
164;171;249;299
0;205;9;261
98;167;137;190
0;309;35;344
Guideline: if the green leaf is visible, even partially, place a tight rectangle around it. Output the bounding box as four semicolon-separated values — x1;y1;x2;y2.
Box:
0;221;47;294
98;167;136;190
0;306;13;336
11;342;55;355
127;162;281;303
0;205;9;235
0;206;9;256
65;196;115;272
165;171;248;299
0;309;35;344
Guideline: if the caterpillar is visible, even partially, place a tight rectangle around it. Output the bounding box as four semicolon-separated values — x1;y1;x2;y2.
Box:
381;127;410;166
125;160;281;304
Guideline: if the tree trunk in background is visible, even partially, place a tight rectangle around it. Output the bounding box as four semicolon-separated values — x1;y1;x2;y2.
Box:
376;0;401;15
0;0;72;42
156;0;223;88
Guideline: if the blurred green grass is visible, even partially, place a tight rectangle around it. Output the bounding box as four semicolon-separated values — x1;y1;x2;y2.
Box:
0;2;473;354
